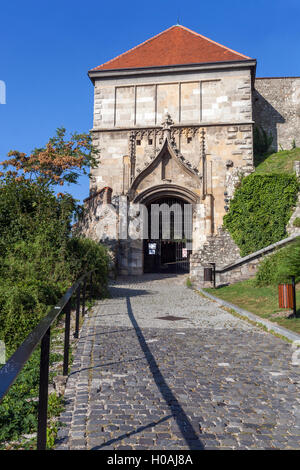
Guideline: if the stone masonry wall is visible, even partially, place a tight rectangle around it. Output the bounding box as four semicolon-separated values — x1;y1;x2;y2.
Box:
215;234;300;287
91;69;253;195
76;187;118;276
87;66;255;276
90;69;254;236
193;234;299;288
190;227;241;284
93;69;253;130
253;77;300;151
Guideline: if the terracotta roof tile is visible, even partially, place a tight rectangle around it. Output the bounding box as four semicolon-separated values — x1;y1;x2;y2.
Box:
91;25;251;72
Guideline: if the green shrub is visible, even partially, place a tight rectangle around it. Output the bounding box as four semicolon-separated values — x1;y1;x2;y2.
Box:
67;237;109;296
223;173;299;256
0;179;109;445
0;130;105;447
255;237;300;286
0;177;108;350
0;350;40;444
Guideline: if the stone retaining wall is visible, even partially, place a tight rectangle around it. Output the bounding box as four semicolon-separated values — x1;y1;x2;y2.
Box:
193;234;299;288
190;227;240;283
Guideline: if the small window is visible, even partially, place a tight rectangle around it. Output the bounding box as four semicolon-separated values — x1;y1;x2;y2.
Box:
187;137;192;144
148;139;153;145
136;139;141;146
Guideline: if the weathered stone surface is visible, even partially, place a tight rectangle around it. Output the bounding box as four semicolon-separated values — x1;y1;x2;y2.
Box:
53;375;68;397
191;233;299;287
254;77;300;151
83;65;255;278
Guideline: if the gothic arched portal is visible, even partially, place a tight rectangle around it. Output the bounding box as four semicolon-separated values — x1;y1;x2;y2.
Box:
142;194;193;274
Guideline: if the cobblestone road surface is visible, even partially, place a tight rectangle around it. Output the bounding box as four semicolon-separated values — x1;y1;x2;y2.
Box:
56;274;300;450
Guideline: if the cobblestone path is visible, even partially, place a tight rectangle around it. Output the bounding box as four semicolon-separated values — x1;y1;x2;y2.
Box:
56;274;300;450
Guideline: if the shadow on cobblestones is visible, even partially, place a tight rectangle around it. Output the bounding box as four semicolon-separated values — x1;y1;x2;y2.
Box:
109;287;153;299
69;355;146;376
79;328;133;340
91;414;173;450
125;296;204;450
114;273;180;285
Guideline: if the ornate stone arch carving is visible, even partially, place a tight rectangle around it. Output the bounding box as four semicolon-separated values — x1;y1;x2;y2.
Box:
133;183;200;205
129;138;201;202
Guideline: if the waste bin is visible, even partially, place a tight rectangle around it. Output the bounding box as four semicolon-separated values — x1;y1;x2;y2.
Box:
278;283;294;309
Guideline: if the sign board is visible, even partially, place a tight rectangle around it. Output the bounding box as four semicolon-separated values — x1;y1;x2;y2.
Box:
148;242;156;255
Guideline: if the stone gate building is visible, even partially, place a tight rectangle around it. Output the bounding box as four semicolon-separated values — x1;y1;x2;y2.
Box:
80;25;300;280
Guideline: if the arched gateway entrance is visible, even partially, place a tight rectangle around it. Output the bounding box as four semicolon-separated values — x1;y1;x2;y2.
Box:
143;196;193;274
130;134;201;275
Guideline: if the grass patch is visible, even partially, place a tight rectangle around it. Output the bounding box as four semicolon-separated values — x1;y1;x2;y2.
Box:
205;279;300;335
255;147;300;174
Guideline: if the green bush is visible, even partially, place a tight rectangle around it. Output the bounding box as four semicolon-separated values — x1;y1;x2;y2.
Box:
0;177;108;350
67;237;109;294
0;350;40;444
255;237;300;286
223;173;299;257
0;130;105;447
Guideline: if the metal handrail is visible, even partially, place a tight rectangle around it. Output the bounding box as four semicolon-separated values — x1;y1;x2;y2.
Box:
0;269;95;450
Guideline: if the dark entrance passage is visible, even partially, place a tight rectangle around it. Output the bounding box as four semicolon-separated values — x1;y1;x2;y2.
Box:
143;197;192;273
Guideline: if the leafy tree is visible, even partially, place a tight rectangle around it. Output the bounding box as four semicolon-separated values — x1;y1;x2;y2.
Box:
0;128;107;350
0;128;108;447
0;127;99;187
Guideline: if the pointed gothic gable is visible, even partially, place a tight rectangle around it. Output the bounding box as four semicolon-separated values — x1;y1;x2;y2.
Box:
91;25;251;72
130;138;201;199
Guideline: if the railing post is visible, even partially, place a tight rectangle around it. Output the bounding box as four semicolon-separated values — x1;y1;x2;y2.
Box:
63;301;71;376
82;278;86;316
74;286;81;339
37;327;51;450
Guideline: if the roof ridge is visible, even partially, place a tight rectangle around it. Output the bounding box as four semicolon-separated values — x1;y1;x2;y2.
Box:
91;25;178;71
176;24;251;59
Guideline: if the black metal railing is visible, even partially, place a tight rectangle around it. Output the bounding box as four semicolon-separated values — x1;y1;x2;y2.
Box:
0;270;95;450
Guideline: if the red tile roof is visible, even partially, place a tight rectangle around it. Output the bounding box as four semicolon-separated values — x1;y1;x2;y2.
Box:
91;25;251;71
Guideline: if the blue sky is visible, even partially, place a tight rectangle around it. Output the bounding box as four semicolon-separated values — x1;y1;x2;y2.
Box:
0;0;299;203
